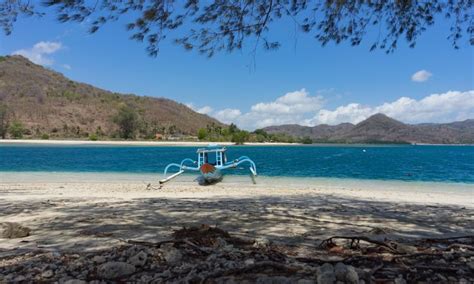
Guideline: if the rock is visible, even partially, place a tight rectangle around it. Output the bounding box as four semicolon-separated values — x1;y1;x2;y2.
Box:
14;275;26;282
333;263;358;284
97;262;136;279
92;255;106;264
0;222;31;238
467;261;474;271
318;263;334;274
244;259;255;266
442;252;454;260
448;276;457;282
345;266;359;284
256;276;292;284
160;244;183;264
297;279;315;284
41;270;54;278
317;272;336;284
253;237;270;248
435;273;447;281
129;251;147;267
317;263;335;284
334;263;348;281
215;237;227;248
394;275;406;284
215;277;238;284
395;243;417;254
64;280;87;284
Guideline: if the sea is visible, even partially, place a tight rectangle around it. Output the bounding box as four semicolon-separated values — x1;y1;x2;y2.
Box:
0;144;473;184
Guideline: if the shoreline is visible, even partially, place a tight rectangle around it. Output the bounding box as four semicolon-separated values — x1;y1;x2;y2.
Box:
1;173;473;207
1;139;473;146
1;171;474;188
0;139;299;146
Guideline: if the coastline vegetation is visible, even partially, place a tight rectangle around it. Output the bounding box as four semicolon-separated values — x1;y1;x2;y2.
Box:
0;101;307;144
196;123;313;144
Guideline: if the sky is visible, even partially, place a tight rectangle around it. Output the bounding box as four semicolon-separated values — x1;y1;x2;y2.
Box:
0;8;473;130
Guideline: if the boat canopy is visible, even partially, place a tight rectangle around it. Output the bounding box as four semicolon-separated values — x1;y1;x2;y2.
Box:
197;145;227;167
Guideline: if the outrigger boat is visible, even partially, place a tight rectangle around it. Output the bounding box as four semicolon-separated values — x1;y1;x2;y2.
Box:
159;144;257;185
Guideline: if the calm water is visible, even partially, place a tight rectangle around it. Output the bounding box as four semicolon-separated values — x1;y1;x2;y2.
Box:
0;144;473;183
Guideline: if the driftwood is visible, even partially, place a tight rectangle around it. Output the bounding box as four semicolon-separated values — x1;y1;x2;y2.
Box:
124;239;178;248
124;238;212;255
319;235;399;253
424;235;474;242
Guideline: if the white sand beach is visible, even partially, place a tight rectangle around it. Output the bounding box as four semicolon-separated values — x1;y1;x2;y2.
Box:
1;173;473;283
0;139;299;146
1;173;473;254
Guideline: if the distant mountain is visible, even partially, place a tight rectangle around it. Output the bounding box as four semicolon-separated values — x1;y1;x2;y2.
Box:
0;55;222;138
263;114;474;144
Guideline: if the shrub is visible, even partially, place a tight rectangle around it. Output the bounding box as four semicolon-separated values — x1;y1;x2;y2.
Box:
41;133;49;140
231;130;249;145
89;133;98;141
197;128;207;140
300;136;313;144
8;121;24;139
0;103;7;139
113;105;138;139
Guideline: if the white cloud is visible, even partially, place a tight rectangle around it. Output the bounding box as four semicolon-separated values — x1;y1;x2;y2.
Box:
186;89;324;129
12;41;62;66
309;90;474;125
251;88;324;114
186;103;213;115
62;64;71;70
188;90;474;130
312;103;374;125
214;109;242;123
411;70;432;82
207;89;324;129
196;106;213;115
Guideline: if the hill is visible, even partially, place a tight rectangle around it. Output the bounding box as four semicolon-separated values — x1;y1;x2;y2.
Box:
263;114;474;144
0;55;222;139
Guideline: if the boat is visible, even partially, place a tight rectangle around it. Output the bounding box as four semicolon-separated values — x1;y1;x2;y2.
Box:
159;144;257;185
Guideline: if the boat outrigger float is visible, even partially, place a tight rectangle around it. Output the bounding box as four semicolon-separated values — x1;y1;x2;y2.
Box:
159;144;257;185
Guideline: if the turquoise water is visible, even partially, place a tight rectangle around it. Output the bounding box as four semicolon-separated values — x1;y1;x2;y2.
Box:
0;144;473;183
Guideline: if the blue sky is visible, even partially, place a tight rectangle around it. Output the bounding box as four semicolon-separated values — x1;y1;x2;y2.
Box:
0;11;473;129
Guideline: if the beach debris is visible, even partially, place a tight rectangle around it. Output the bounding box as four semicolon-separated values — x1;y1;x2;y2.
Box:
334;262;359;284
64;280;87;284
317;263;336;284
0;222;31;238
41;270;54;278
0;225;473;283
92;255;106;264
128;251;147;267
97;261;136;279
160;243;183;264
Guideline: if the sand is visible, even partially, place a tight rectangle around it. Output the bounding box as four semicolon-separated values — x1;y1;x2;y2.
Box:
0;139;298;146
0;173;473;257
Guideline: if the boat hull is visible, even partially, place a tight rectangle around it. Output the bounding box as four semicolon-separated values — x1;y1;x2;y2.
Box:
199;163;223;185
